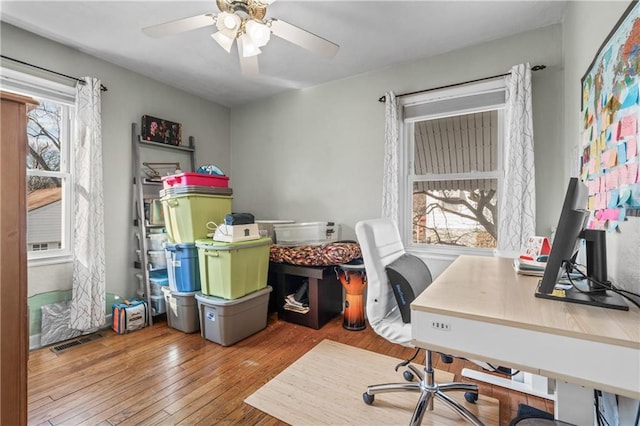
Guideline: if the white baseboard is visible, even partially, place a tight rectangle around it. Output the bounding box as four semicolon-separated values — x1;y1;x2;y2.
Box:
29;334;41;351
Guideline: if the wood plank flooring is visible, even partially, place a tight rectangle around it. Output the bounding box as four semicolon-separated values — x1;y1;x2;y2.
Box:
28;313;553;425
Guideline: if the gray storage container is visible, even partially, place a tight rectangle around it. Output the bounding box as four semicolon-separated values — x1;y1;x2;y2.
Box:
195;286;272;346
162;287;200;333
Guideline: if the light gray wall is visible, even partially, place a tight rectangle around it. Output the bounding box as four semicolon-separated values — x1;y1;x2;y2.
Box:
6;1;637;303
230;24;564;275
1;22;231;298
562;1;640;294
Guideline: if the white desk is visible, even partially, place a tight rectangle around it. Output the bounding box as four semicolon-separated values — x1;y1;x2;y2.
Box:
411;255;640;425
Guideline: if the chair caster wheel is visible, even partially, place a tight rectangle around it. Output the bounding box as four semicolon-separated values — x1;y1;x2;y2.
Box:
403;371;415;382
464;391;478;403
441;354;454;363
363;392;375;405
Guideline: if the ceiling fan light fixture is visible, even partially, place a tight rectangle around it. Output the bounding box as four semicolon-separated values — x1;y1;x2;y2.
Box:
222;14;239;30
143;0;340;75
239;33;262;57
216;11;241;36
245;20;271;47
212;31;235;53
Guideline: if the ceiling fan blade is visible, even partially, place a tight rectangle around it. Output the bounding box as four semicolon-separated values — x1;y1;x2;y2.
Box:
238;43;260;76
269;19;339;58
143;14;216;38
240;55;259;76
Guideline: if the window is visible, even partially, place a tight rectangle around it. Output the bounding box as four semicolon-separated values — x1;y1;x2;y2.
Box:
1;68;76;262
399;80;505;256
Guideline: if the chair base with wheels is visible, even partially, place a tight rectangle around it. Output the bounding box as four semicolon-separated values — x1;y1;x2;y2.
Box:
362;349;483;426
355;218;484;426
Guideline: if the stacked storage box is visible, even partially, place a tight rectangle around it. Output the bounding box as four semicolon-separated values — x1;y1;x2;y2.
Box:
148;269;169;314
195;286;272;346
195;237;272;345
164;242;201;293
159;172;233;333
196;237;271;299
163;242;201;332
272;222;340;246
160;173;232;243
163;287;200;333
254;219;294;242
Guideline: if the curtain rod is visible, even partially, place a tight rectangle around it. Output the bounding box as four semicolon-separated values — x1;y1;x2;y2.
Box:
0;54;108;92
378;64;546;103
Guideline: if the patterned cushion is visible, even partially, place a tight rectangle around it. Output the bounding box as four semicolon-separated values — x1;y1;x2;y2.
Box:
270;241;361;266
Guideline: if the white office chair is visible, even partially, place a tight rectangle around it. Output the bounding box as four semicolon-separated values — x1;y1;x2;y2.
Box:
355;218;483;426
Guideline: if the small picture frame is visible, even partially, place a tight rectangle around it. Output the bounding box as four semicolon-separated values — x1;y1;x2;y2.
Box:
141;115;182;146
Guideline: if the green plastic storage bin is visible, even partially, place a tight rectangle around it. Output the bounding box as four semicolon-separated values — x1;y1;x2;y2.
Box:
196;237;271;299
161;194;232;243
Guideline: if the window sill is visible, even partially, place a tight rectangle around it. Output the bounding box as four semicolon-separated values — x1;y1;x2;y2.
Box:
405;244;495;262
28;254;73;267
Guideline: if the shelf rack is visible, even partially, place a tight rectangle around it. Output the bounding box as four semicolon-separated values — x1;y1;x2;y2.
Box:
131;122;195;324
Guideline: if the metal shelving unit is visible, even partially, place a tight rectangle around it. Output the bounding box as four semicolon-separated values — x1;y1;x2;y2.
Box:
131;122;195;324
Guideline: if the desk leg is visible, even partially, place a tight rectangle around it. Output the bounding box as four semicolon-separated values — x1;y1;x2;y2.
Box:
555;381;594;425
462;369;554;400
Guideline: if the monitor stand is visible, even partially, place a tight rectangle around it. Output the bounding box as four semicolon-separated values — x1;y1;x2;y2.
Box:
535;280;629;311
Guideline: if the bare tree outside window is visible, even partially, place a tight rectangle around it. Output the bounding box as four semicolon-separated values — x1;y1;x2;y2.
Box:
25;99;70;255
27;101;62;191
411;110;500;249
412;182;497;248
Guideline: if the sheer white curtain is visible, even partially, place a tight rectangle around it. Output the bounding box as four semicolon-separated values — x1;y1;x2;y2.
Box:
382;91;400;223
70;77;105;331
498;63;536;253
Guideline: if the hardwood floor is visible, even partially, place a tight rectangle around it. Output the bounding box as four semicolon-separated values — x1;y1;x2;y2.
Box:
28;313;553;425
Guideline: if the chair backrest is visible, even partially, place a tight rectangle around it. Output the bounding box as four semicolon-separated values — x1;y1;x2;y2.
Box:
355;218;406;329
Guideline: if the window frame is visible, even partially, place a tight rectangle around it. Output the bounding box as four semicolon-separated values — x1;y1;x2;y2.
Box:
398;79;506;259
2;67;76;265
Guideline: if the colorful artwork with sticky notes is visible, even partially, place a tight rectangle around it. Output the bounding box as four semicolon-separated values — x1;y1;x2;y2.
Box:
581;1;640;231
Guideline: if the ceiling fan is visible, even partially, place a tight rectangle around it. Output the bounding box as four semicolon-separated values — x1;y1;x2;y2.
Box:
142;0;340;76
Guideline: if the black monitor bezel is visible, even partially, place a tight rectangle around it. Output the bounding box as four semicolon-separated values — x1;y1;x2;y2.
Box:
537;178;589;295
534;178;628;311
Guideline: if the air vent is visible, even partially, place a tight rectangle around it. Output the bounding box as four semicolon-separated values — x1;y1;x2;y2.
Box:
50;332;103;353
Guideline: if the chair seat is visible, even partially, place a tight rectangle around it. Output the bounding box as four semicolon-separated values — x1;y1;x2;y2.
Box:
370;308;413;347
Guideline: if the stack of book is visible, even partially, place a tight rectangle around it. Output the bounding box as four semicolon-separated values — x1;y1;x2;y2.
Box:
513;258;547;276
284;281;309;314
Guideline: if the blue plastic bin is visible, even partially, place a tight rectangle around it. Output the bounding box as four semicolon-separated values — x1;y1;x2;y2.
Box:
164;243;201;292
149;269;169;296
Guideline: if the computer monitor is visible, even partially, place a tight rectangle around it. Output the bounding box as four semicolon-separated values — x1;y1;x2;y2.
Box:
535;178;628;311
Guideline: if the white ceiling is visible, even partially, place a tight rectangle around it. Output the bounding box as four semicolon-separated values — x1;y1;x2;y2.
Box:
0;1;566;107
